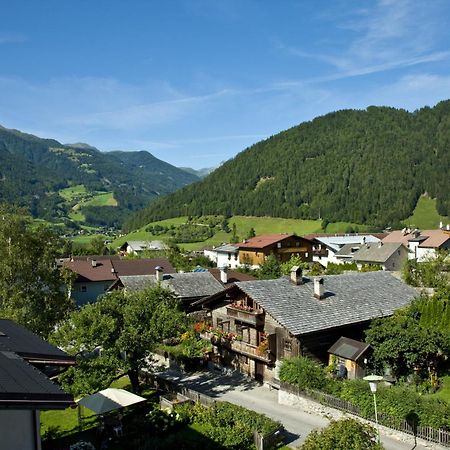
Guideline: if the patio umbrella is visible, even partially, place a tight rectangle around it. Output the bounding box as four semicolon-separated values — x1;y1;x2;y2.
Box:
77;388;146;415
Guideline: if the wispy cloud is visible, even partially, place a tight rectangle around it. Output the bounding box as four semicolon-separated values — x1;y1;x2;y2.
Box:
277;0;449;81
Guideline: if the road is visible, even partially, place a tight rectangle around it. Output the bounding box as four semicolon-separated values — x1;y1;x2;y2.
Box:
158;369;446;450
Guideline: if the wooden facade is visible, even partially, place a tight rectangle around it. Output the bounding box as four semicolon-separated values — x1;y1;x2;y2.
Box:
238;235;313;266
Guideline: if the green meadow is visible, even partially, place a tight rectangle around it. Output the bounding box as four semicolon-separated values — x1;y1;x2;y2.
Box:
404;196;450;229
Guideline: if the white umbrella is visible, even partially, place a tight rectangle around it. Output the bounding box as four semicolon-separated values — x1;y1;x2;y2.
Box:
77;388;146;415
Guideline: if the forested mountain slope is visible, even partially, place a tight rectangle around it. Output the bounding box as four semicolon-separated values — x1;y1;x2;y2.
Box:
126;101;450;231
0;126;198;225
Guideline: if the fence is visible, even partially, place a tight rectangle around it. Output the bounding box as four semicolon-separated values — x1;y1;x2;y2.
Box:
280;381;450;447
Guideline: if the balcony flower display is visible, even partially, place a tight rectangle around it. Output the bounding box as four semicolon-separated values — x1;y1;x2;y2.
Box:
256;339;269;355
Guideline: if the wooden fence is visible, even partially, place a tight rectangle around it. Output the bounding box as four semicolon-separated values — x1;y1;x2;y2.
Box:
280;381;450;447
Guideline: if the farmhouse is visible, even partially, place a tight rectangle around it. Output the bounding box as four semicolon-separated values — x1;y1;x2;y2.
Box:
195;270;417;385
237;234;313;268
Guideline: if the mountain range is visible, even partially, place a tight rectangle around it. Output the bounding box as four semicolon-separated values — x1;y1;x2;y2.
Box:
125;101;450;231
0;125;199;227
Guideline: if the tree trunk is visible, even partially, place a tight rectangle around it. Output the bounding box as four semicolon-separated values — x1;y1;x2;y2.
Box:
128;369;141;394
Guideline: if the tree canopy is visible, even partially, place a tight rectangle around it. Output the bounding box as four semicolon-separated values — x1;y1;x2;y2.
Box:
52;286;188;395
126;101;450;230
0;206;74;337
365;287;450;379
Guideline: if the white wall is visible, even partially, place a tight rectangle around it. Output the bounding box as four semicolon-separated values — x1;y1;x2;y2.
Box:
0;409;40;450
216;251;240;269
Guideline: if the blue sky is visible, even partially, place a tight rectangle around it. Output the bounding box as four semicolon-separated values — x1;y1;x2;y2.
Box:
1;1;450;168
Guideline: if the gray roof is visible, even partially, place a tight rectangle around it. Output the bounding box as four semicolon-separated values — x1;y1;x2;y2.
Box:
119;272;224;299
235;271;417;336
124;240;166;251
314;235;380;252
215;244;239;254
353;242;405;263
335;243;363;257
328;336;370;361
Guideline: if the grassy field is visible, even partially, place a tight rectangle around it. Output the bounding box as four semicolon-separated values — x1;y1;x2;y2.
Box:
110;215;371;252
404;196;450;229
59;184;88;201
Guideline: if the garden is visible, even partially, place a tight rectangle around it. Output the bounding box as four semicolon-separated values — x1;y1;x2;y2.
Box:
41;375;284;450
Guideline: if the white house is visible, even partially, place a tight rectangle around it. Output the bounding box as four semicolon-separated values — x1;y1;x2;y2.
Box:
308;235;382;267
203;244;240;269
383;229;450;262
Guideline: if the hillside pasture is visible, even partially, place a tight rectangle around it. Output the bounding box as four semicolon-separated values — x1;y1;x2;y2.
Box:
404;196;450;229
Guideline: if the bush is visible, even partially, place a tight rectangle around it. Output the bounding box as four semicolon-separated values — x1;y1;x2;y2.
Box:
299;418;384;450
175;401;281;449
279;357;327;390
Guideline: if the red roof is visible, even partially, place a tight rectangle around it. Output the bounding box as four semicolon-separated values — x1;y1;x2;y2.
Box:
64;257;176;282
111;258;175;276
63;258;117;282
237;234;294;249
383;229;450;248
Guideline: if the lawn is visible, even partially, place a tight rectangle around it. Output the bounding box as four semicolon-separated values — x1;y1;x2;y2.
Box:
404;196;450;229
325;221;371;233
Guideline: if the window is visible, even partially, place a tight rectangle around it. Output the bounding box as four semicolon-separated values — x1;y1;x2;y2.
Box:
81;285;87;293
284;339;292;352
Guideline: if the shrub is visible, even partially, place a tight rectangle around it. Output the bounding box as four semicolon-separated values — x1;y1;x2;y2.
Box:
279;357;327;390
175;401;281;449
299;418;384;450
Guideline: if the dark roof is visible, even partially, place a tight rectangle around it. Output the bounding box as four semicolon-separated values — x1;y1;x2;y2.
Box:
116;272;224;299
328;337;370;361
208;268;257;285
0;351;73;409
0;320;75;365
335;243;363;257
111;258;175;276
232;271;417;335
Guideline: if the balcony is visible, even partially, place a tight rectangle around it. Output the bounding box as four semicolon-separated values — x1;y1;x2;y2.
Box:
226;304;264;326
228;339;273;363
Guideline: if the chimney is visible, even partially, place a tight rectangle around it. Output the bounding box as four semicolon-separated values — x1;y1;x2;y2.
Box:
447;224;450;231
361;236;366;245
440;221;443;229
219;266;228;284
290;266;303;285
155;266;163;283
378;241;383;248
91;259;97;267
313;277;325;300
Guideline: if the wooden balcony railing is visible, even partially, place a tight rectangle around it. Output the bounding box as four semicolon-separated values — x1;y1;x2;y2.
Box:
226;305;264;326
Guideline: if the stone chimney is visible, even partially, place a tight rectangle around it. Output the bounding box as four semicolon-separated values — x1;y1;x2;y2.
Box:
313;277;325;300
155;266;163;283
290;266;303;285
219;266;228;284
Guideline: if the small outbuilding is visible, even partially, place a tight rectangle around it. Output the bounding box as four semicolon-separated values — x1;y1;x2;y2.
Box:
328;336;371;379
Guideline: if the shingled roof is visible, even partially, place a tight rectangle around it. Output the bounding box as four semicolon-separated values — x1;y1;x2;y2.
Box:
116;272;224;299
353;242;406;263
233;271;417;336
238;234;294;249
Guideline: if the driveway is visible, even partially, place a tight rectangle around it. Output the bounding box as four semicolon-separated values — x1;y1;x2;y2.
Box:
157;369;446;450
